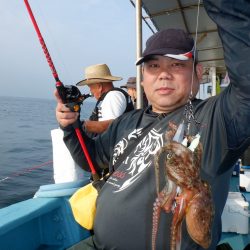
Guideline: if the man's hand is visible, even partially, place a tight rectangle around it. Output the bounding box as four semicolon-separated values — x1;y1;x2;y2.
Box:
55;89;79;128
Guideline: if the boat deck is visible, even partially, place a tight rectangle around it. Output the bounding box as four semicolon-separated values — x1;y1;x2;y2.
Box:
219;176;250;249
0;176;249;249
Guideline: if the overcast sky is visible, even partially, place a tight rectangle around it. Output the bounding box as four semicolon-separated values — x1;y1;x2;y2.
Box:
0;0;155;99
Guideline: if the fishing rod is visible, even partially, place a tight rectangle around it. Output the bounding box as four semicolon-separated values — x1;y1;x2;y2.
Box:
23;0;99;180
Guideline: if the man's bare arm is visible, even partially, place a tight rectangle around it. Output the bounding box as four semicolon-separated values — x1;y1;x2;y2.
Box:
84;119;114;134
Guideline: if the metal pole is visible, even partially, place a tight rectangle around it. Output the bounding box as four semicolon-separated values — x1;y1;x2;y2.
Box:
135;0;143;109
210;66;217;96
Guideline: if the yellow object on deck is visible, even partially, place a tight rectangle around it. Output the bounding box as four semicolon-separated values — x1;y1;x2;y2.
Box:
69;183;98;230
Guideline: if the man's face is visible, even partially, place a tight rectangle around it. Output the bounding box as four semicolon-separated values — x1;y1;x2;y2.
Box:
88;83;102;100
141;55;203;113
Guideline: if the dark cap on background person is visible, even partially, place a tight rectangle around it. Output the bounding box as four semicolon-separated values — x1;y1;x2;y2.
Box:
136;29;195;65
121;77;136;89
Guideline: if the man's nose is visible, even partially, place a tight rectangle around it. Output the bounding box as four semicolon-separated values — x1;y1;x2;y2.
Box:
158;66;173;80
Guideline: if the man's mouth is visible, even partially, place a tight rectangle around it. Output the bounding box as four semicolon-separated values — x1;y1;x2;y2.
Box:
156;87;175;95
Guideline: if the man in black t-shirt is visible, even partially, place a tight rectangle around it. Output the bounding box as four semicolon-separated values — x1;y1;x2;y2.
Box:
55;0;250;249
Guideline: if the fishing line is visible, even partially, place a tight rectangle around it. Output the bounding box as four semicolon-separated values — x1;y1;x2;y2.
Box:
0;160;53;183
182;0;201;135
34;1;73;82
190;0;201;98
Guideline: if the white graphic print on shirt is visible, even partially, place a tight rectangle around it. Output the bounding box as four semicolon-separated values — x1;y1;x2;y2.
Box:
112;128;143;166
107;128;164;192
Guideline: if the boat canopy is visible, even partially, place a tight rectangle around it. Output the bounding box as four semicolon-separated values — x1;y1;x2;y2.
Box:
140;0;226;74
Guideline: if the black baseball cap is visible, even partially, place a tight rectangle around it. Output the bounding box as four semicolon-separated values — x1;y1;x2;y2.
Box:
136;28;195;65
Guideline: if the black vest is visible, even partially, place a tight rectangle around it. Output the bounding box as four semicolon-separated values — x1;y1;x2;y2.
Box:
89;88;134;121
85;88;134;138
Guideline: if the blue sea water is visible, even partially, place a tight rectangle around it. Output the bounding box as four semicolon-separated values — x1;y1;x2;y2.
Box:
0;96;94;208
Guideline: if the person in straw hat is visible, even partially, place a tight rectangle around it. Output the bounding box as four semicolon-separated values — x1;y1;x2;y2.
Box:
76;63;134;138
55;0;250;248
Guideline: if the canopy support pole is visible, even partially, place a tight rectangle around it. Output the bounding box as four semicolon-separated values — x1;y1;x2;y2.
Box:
210;66;217;96
135;0;143;109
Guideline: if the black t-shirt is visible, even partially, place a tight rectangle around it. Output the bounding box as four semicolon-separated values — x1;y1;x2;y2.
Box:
62;0;250;247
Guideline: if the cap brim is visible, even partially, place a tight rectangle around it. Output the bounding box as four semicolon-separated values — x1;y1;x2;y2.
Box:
135;57;145;66
164;51;193;60
136;54;192;65
120;83;136;89
126;83;136;88
136;48;194;65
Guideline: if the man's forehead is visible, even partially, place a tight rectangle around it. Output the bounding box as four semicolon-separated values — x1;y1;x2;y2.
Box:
88;83;99;89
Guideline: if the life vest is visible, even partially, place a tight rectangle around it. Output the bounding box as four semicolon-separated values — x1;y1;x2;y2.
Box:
84;88;134;139
88;87;134;121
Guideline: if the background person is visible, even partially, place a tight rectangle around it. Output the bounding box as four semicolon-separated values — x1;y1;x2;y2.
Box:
76;64;134;138
121;76;148;109
55;0;250;248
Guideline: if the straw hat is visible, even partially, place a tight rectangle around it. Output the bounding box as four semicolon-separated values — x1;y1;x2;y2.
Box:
76;64;122;86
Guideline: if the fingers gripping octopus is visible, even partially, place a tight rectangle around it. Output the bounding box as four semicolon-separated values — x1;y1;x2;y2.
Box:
152;127;214;250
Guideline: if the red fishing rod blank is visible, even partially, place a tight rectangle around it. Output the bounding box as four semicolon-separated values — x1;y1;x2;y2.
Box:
23;0;98;179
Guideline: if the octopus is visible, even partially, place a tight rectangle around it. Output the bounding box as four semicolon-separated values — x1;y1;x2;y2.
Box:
152;123;214;250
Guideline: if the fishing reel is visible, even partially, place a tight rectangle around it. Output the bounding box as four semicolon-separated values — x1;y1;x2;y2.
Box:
57;84;91;112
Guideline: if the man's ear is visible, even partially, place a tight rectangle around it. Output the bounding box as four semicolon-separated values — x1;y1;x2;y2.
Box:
98;83;103;90
196;63;203;81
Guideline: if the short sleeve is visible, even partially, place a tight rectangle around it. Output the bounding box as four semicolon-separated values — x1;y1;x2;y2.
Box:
99;91;127;121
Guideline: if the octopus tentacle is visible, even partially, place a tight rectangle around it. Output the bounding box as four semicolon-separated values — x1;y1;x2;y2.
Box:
153;148;177;249
152;197;162;250
170;195;187;250
152;184;177;250
185;182;213;248
154;146;170;195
